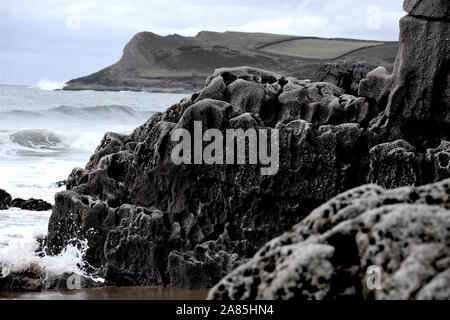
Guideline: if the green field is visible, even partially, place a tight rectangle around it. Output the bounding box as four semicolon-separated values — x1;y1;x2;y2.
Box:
260;38;383;59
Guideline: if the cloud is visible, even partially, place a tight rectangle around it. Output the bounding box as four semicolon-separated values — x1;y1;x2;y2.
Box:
0;0;404;85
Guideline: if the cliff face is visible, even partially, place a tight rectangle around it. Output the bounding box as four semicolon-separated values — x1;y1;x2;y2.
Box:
63;31;398;93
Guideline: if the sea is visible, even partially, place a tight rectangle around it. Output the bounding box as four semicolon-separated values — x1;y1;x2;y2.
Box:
0;84;195;298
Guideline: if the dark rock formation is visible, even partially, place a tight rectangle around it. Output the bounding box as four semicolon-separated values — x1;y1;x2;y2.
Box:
359;66;393;106
44;0;448;293
0;189;12;210
11;198;52;211
48;66;381;287
368;0;450;150
0;189;52;212
208;179;450;300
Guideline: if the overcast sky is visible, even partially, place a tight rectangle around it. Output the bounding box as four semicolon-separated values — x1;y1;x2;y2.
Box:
0;0;404;85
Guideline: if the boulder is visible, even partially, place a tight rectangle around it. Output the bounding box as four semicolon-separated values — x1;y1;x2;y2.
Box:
0;189;12;210
385;15;450;125
358;66;393;107
194;75;226;103
208;179;450;300
11;198;52;211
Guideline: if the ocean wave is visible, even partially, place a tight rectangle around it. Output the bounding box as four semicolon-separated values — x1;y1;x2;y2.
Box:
0;105;154;122
9;129;68;150
0;230;104;284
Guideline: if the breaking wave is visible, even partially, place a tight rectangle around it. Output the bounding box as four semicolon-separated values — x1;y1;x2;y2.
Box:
35;79;66;91
10;129;67;150
0;228;104;284
0;105;154;123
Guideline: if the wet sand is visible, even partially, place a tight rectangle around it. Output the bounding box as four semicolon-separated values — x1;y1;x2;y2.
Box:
0;286;210;300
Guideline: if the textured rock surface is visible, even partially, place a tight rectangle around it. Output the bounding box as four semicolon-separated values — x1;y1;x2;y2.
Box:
367;5;450;149
48;66;380;286
208;179;450;300
45;0;450;291
0;189;12;210
359;66;393;106
315;63;381;96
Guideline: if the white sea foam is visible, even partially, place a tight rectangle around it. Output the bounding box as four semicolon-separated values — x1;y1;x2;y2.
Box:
0;218;103;283
35;79;66;91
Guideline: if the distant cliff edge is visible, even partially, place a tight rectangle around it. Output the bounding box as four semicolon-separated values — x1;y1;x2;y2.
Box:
64;31;398;93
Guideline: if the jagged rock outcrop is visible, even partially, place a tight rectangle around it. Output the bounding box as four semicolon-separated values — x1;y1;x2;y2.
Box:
47;66;382;287
44;0;449;292
367;0;450;149
208;179;450;300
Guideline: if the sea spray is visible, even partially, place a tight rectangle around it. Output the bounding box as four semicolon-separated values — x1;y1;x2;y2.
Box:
0;233;104;285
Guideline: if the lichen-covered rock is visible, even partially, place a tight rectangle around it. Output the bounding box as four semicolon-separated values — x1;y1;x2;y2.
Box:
208;179;450;300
